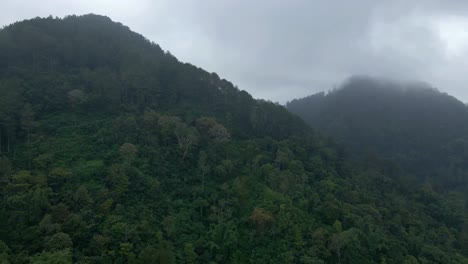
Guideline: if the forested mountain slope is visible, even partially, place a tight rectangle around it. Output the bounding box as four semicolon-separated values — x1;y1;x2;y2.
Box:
287;76;468;190
0;16;466;263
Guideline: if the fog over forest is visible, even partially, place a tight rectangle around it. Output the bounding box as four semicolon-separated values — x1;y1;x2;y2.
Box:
0;2;467;263
3;1;468;103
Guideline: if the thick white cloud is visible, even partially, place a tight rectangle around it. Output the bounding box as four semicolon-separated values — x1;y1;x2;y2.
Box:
1;0;468;103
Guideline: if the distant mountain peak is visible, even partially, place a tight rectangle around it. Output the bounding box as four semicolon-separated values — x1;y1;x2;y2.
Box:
287;76;468;188
333;75;438;94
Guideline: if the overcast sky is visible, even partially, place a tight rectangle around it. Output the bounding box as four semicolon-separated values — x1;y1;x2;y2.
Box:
2;0;468;103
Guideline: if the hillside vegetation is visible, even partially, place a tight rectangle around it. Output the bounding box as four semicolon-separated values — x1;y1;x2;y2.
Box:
0;16;466;263
287;76;468;189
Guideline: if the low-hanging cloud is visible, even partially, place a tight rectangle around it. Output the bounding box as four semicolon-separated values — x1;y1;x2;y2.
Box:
2;0;468;103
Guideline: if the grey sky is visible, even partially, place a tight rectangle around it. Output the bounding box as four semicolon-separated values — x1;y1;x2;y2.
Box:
2;0;468;103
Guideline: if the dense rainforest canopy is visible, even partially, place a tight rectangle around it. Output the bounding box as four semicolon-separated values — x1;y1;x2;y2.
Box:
287;76;468;190
0;15;466;263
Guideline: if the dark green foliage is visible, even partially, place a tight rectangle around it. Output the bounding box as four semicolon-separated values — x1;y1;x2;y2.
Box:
0;16;466;263
287;76;468;190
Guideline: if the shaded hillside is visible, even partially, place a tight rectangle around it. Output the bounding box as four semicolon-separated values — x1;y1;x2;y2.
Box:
0;16;466;263
287;76;468;189
0;14;308;141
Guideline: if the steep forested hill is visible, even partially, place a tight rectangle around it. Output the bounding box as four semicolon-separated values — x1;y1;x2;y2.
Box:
287;76;468;189
0;16;466;263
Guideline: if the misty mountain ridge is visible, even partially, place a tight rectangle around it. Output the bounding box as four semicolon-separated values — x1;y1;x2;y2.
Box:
0;15;466;263
287;76;468;189
298;76;463;107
